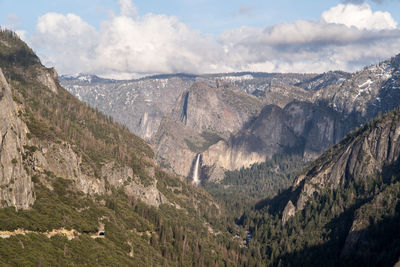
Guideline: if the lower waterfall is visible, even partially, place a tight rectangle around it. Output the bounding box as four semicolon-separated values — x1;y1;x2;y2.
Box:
192;154;201;186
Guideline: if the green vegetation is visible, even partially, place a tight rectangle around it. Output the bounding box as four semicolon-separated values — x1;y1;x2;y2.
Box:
200;131;223;148
0;172;249;266
204;154;308;219
236;175;400;266
0;29;248;266
1;28;399;266
233;108;400;266
184;131;222;153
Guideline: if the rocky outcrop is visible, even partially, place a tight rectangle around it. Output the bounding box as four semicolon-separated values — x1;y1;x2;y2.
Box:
28;141;105;195
37;67;59;94
0;68;34;210
102;162;167;207
282;200;296;225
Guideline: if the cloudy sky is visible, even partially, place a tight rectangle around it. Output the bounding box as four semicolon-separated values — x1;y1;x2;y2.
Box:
1;0;400;79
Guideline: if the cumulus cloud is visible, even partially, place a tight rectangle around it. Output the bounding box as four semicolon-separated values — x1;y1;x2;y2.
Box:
29;0;400;78
92;14;224;76
220;3;400;73
31;13;97;74
321;3;397;30
31;2;226;78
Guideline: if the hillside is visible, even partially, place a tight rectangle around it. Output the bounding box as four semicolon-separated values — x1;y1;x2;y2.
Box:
0;29;248;266
239;107;400;266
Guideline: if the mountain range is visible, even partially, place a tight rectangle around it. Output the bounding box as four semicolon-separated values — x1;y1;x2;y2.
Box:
61;53;400;184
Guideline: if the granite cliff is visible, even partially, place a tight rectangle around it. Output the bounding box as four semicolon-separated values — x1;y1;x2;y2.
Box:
0;68;33;209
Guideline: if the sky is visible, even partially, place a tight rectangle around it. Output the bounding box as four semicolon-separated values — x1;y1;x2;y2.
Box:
1;0;400;79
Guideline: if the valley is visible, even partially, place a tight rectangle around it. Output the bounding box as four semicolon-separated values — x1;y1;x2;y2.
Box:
0;26;400;266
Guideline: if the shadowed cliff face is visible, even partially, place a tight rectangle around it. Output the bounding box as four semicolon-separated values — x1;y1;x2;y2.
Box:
283;108;400;223
202;101;347;180
257;108;400;266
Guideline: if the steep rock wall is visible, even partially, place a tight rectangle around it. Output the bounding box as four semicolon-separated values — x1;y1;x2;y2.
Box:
0;68;34;209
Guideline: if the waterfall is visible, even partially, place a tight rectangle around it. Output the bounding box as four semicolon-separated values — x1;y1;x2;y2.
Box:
192;154;201;186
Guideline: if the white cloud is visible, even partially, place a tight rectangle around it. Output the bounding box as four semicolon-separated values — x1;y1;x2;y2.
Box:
321;3;397;30
31;13;97;74
31;2;227;78
218;2;400;73
29;1;400;78
92;14;224;75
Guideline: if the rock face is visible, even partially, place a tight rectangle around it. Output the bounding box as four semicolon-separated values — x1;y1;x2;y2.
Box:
101;162;167;207
152;81;263;178
284;101;347;160
171;81;262;138
202;105;296;173
37;67;59;94
0;68;34;209
282;200;296;225
29;141;105;195
283;107;400;222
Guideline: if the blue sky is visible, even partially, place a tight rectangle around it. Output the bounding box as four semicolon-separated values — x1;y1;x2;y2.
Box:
1;0;400;78
3;0;400;36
